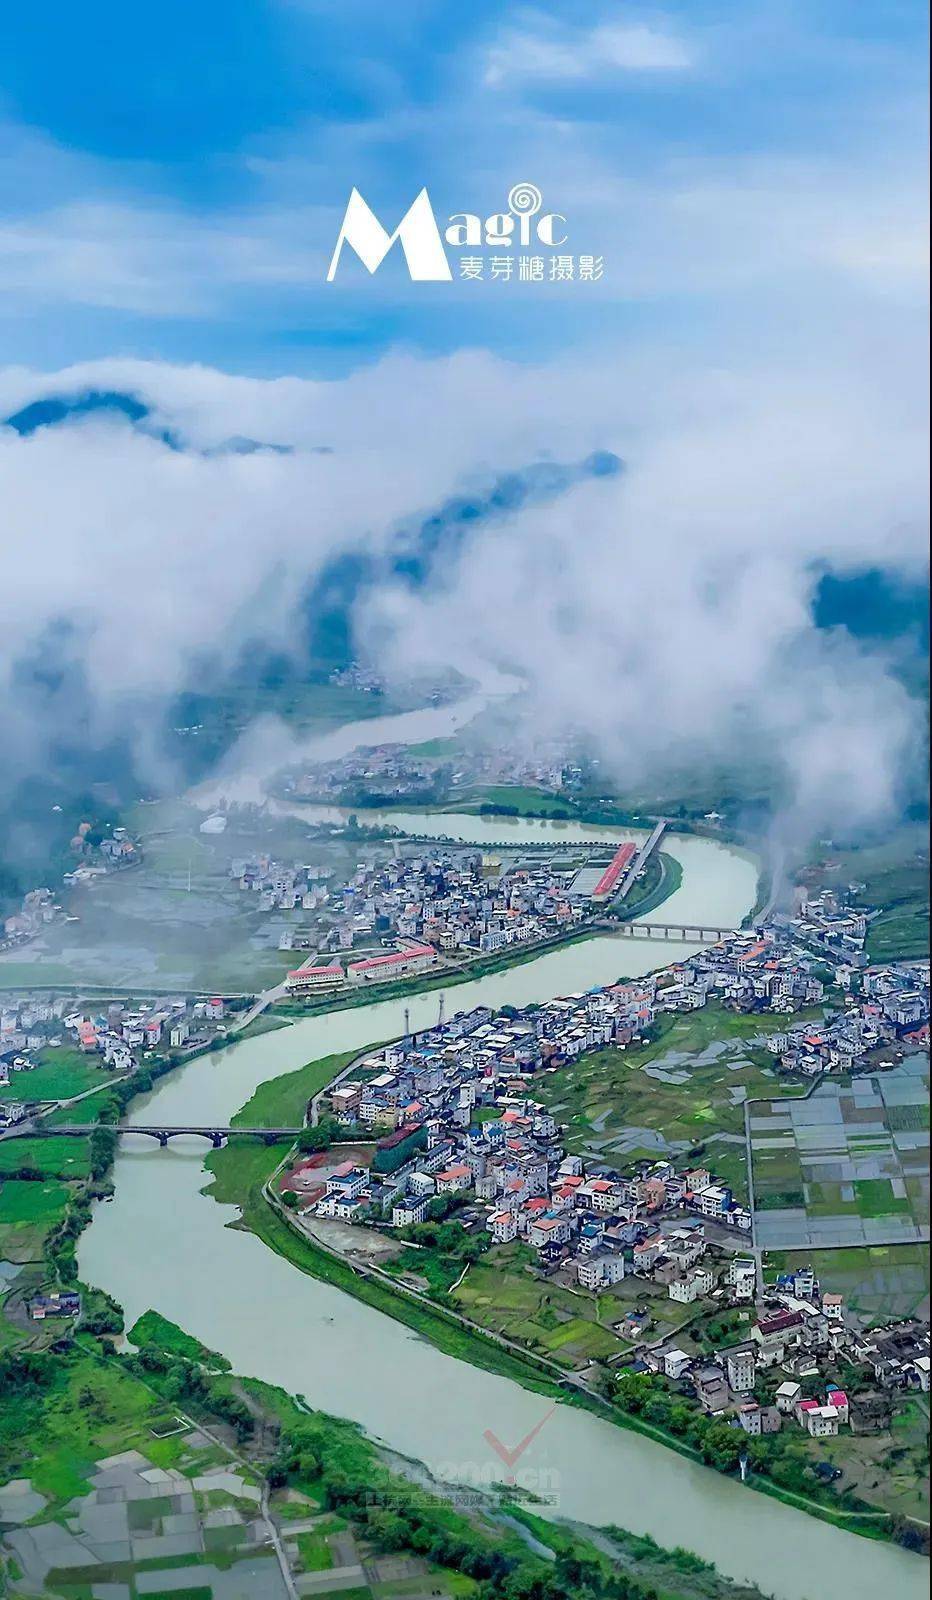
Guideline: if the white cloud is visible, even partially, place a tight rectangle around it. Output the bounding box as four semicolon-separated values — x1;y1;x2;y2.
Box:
0;334;926;842
0;201;327;317
484;12;693;87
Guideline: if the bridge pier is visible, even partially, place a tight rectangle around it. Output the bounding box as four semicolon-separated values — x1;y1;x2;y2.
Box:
157;1132;169;1148
210;1132;224;1149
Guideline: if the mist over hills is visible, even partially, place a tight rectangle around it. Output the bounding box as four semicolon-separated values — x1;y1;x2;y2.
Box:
4;387;296;458
0;351;927;908
0;415;624;903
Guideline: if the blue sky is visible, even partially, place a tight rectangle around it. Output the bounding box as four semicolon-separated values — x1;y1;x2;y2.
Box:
0;1;927;372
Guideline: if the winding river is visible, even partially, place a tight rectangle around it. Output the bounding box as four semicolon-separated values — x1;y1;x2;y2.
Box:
79;700;926;1600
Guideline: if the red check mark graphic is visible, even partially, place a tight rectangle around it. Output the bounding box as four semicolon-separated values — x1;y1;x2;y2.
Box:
483;1405;556;1480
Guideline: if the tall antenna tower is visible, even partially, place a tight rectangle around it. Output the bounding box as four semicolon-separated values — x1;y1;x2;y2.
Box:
403;1005;410;1039
438;991;445;1027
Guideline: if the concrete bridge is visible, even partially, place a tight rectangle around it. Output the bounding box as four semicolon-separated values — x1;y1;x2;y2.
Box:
24;1123;304;1149
615;818;668;901
615;920;733;944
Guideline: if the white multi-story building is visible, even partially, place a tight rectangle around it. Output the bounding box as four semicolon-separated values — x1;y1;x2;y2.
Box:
576;1250;625;1291
724;1344;756;1394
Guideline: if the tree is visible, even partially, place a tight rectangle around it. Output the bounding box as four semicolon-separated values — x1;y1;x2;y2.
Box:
298;1123;333;1154
89;1124;118;1180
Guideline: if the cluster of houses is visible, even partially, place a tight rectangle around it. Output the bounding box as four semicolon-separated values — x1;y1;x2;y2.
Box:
287;744;445;804
280;847;600;994
0;992;232;1123
860;960;929;1035
28;1288;81;1322
644;1262;929;1438
296;987;753;1270
847;1316;931;1395
764;957;929;1075
57;995;228;1062
327;850;585;956
655;928;827;1018
789;885;872;961
328;664;387;693
230;856;334;915
1;887;62;950
283;737;574;807
656;926;927;1074
63;824;140;887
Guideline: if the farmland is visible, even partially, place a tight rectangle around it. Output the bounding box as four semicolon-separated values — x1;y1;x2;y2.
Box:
801;824;929;963
0;1046;112;1104
450;1241;698;1369
751;1059;930;1250
0;801;362;994
763;1244;930;1325
534;1005;820;1201
0;1174;73;1266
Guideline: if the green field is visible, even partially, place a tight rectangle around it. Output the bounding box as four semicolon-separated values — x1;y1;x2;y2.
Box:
814;1396;930;1524
0;1135;90;1180
0;1047;110;1103
0;1178;70;1227
0;1350;181;1508
764;1244;931;1324
801;825;929;962
128;1310;231;1371
451;1243;693;1369
224;1047;365;1129
450;784;578;817
535;1005;817;1200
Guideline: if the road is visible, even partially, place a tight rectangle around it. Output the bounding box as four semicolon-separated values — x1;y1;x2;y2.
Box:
235;981;289;1031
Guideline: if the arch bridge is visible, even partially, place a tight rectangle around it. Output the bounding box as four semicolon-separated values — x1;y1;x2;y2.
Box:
26;1124;303;1149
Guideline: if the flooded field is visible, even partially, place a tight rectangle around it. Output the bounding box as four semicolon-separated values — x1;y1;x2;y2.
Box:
0;801;362;993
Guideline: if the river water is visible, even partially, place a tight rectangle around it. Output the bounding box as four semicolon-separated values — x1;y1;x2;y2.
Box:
79;701;926;1600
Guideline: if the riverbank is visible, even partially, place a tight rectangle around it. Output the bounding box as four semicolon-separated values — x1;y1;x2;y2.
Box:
271;853;685;1023
271;924;610;1020
1;1114;788;1600
213;1131;909;1550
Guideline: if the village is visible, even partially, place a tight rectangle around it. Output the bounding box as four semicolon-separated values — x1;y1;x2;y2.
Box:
279;733;578;809
240;844;609;995
0;989;236;1127
262;917;928;1455
0;873;927;1510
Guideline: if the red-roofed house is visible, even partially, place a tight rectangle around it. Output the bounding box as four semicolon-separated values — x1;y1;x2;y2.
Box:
435;1163;472;1195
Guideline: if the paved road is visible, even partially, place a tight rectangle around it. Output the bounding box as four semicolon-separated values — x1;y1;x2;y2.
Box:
235;981;289;1031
